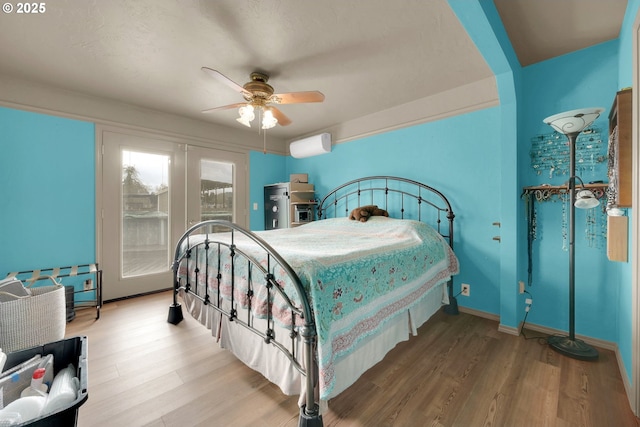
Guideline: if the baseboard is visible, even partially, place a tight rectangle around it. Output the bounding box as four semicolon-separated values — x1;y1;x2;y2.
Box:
614;343;635;414
519;322;616;351
459;306;618;350
458;306;500;322
498;323;520;336
103;287;173;304
458;306;519;335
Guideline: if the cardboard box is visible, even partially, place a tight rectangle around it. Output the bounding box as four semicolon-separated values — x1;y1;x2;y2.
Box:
290;173;308;183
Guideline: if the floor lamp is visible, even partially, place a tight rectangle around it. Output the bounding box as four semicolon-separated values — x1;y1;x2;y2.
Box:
543;107;604;361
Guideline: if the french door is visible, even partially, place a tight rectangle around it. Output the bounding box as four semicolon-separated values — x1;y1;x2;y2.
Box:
185;145;247;229
100;130;247;301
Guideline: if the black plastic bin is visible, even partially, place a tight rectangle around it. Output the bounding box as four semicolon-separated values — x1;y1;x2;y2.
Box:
4;336;88;426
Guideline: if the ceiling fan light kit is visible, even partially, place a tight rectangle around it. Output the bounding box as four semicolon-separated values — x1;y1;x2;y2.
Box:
235;104;278;130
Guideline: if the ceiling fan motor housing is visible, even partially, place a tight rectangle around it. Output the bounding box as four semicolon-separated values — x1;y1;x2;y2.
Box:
243;72;274;103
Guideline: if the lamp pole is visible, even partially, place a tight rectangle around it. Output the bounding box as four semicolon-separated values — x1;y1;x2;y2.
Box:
567;132;577;342
543;108;603;361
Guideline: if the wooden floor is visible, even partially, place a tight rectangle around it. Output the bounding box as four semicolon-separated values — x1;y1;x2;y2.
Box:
66;291;640;427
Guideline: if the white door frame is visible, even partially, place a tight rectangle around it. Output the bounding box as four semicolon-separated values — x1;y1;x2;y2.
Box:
96;125;249;301
98;128;186;301
632;9;640;417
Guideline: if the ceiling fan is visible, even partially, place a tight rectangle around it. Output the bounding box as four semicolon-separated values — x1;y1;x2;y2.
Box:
201;67;325;129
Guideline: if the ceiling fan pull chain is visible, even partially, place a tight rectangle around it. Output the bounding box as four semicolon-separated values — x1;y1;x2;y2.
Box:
261;106;266;154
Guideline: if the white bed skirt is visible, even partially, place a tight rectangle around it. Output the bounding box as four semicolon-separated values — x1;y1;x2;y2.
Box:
179;281;447;404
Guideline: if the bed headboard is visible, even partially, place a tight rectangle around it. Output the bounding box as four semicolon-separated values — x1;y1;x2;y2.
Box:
317;176;455;249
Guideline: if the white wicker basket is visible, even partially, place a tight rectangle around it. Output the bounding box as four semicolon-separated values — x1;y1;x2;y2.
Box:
0;277;66;352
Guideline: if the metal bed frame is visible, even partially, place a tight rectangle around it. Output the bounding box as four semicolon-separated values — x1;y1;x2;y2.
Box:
167;176;456;427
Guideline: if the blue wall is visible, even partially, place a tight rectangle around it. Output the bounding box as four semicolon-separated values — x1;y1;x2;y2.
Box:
286;107;503;314
0;107;95;287
450;0;523;331
248;151;287;231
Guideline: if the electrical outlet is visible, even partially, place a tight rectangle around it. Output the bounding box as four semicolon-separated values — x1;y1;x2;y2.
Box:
461;283;470;297
519;281;525;294
84;279;93;291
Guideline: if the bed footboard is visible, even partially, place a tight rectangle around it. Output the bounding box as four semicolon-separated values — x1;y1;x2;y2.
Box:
167;220;322;426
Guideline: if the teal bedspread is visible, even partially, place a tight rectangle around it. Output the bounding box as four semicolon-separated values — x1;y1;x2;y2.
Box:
179;217;459;399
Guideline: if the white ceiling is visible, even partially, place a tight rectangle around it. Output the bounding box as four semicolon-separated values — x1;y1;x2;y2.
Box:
0;0;628;141
495;0;627;67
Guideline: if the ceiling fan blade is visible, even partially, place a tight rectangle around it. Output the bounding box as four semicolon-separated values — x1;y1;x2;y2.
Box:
202;67;250;95
270;107;292;126
201;102;246;114
271;91;325;104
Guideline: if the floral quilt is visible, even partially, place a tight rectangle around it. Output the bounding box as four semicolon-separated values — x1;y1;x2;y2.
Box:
178;216;459;399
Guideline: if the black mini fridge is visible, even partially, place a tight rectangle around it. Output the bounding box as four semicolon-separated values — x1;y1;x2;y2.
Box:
264;183;289;230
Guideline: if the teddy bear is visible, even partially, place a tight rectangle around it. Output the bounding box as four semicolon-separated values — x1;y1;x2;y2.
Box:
348;205;389;222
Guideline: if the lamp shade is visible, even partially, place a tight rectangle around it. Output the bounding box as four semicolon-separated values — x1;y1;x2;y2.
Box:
261;109;278;129
290;133;332;158
543;107;604;135
574;189;600;209
236;104;255;127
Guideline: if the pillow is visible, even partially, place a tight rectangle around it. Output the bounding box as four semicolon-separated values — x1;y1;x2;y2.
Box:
0;278;31;303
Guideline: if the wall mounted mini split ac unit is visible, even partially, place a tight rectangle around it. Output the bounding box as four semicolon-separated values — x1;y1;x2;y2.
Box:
289;133;332;158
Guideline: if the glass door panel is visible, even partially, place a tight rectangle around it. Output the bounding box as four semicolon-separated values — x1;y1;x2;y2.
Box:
121;150;170;278
200;159;233;223
186;145;247;229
